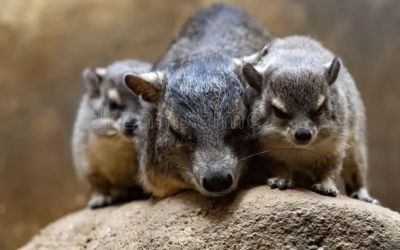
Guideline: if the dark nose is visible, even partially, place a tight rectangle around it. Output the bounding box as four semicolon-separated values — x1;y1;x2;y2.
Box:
124;117;138;136
202;171;233;192
294;128;312;143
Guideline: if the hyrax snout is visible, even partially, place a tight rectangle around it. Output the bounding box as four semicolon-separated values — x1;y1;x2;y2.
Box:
202;170;234;193
193;142;240;195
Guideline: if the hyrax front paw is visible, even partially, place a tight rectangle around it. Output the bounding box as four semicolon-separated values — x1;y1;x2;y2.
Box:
88;193;113;209
351;188;380;205
312;184;338;197
267;178;295;190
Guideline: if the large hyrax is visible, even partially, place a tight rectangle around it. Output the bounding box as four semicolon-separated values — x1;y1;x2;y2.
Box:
124;4;272;198
72;60;152;208
241;36;378;203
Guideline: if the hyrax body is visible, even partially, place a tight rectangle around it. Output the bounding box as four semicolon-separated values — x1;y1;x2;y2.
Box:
72;60;152;208
124;4;272;198
240;36;379;203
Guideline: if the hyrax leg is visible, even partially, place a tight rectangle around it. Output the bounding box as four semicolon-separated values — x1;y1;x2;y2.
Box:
311;156;341;197
88;186;149;209
87;174;149;209
109;186;151;202
342;137;379;204
266;160;295;190
88;192;113;209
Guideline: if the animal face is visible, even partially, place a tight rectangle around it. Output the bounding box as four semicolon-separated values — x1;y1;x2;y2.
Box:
259;68;332;146
83;65;144;139
125;53;252;196
242;46;342;149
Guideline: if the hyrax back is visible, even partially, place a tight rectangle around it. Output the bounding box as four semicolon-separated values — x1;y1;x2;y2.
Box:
72;60;152;208
153;3;272;69
241;36;378;203
124;4;272;198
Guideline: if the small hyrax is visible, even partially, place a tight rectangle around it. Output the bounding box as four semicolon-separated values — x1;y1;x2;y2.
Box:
240;35;379;204
72;60;152;208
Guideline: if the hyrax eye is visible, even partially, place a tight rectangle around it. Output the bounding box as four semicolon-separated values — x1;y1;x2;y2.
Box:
169;126;180;137
272;106;289;119
311;106;324;117
108;100;124;110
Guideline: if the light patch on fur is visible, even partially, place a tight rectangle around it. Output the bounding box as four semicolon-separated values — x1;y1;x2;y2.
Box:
165;109;183;133
91;118;119;136
143;170;191;198
232;100;246;129
108;89;121;104
317;95;325;107
141;71;165;83
233;58;244;67
95;68;107;77
272;98;287;112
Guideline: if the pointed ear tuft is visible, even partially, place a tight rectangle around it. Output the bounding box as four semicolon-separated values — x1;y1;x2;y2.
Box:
83;68;106;97
94;67;107;78
124;72;165;103
325;57;341;85
242;63;263;93
261;44;269;56
240;44;269;65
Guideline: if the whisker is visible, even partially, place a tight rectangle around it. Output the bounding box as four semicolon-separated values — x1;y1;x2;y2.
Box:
239;150;272;161
244;131;258;141
240;147;324;161
249;131;265;139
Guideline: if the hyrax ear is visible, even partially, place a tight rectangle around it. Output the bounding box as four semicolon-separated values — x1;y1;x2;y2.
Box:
242;63;263;93
240;45;269;65
260;44;269;57
124;71;165;103
325;57;341;85
82;67;107;97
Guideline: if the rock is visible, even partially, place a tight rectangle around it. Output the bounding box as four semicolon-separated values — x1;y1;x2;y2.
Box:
19;187;400;250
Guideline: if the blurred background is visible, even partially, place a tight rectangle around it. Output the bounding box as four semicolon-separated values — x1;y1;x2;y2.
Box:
0;0;399;249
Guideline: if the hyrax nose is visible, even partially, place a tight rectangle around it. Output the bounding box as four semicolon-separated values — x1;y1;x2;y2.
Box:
202;170;233;193
124;117;138;135
294;128;312;143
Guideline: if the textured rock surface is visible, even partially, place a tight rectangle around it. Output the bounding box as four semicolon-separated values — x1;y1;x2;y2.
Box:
19;187;400;250
2;0;400;249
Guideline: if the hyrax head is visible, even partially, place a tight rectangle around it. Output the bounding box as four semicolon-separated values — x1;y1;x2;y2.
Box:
83;60;151;138
124;53;251;196
241;42;342;147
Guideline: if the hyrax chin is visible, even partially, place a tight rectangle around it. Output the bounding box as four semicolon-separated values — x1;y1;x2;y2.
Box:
239;35;379;204
124;53;252;198
72;60;152;209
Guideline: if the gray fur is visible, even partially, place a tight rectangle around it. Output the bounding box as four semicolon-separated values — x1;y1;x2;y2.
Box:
126;4;272;198
72;59;152;208
243;36;378;203
153;3;271;69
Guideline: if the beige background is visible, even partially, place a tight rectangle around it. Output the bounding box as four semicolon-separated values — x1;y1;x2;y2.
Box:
0;0;399;249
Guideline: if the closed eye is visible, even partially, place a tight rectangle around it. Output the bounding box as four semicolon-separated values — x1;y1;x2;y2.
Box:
310;103;325;118
108;100;125;110
272;105;290;119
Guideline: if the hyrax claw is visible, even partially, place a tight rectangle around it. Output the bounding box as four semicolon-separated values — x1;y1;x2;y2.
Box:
312;184;338;197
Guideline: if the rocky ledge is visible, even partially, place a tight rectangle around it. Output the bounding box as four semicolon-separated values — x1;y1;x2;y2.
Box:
20;186;400;250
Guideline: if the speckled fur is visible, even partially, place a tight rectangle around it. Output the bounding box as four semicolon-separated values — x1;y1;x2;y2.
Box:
242;36;378;203
72;60;152;208
127;4;272;198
